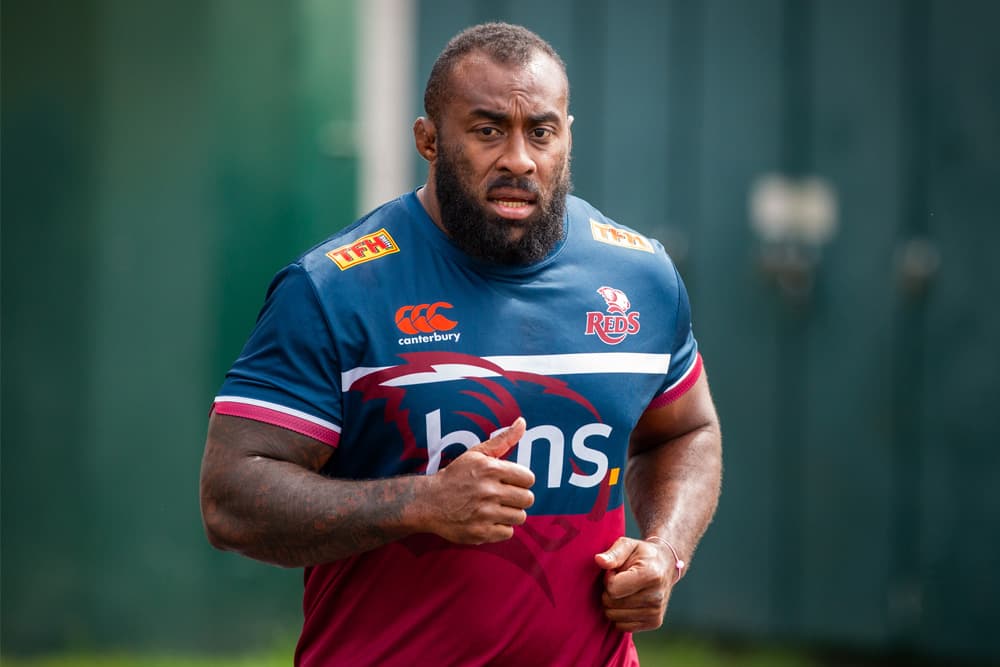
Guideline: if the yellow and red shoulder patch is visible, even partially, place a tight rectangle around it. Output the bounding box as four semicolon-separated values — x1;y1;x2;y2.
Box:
326;228;400;270
589;218;654;253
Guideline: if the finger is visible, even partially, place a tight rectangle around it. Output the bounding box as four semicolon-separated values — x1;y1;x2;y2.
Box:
610;617;662;633
605;565;658;599
494;460;536;489
604;607;662;624
493;506;529;527
595;536;636;571
498;486;535;510
473;523;516;544
603;604;666;631
602;586;665;610
469;417;526;459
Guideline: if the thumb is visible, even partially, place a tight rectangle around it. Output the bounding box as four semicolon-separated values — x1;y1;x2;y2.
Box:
595;537;633;570
470;417;526;459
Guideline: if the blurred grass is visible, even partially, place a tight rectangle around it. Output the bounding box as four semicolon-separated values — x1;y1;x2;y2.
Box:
0;650;289;667
0;639;292;667
2;635;819;667
0;658;288;667
636;635;819;667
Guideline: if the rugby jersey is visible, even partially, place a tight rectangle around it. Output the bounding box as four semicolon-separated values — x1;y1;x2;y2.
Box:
215;191;702;666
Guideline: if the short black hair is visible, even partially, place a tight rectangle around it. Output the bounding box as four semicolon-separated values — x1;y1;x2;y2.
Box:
423;22;568;124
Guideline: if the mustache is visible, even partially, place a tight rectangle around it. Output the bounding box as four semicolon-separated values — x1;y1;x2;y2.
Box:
486;176;541;195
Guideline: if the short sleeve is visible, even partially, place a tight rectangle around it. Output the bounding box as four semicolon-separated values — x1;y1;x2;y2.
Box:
647;263;703;410
212;264;342;447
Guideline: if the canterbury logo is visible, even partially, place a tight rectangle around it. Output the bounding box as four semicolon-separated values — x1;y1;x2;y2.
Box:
395;302;458;335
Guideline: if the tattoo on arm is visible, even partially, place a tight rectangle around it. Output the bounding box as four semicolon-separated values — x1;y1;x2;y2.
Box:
200;414;423;567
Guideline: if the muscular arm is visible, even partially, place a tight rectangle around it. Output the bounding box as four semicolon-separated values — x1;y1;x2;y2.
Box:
597;370;722;631
199;413;533;568
626;371;722;562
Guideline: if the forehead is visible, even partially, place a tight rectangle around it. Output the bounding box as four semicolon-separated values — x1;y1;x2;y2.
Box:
446;51;569;116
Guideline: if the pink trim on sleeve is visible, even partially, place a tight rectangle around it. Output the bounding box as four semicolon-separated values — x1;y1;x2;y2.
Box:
647;353;703;410
212;398;341;448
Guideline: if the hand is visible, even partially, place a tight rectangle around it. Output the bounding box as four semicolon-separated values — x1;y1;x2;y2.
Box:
424;417;535;544
595;536;678;632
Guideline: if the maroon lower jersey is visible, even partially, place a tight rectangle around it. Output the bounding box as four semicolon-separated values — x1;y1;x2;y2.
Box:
295;509;639;666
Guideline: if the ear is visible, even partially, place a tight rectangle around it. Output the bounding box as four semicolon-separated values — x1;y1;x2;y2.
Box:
413;117;438;163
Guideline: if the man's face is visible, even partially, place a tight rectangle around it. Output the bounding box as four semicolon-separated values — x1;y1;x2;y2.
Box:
432;52;573;265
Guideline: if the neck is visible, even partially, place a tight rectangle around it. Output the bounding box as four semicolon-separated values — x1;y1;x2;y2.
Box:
416;180;446;234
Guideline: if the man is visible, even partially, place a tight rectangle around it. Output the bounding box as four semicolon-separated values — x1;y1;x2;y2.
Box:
200;22;722;666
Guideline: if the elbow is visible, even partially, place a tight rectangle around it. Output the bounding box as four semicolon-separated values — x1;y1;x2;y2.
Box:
202;515;231;552
199;489;301;569
200;492;239;553
199;480;252;555
199;458;251;554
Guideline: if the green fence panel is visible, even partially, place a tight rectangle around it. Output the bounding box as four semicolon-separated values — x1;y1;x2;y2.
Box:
2;0;357;654
913;1;1000;659
2;0;104;651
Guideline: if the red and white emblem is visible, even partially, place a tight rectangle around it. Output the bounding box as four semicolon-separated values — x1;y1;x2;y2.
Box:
586;286;641;345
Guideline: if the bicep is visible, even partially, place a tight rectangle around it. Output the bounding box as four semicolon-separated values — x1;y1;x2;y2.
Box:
629;372;719;457
199;413;338;557
202;413;335;478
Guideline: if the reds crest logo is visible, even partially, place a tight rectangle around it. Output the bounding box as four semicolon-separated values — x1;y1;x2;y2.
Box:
585;286;641;345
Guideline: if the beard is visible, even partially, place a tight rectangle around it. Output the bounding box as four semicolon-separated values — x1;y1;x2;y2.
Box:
434;143;571;266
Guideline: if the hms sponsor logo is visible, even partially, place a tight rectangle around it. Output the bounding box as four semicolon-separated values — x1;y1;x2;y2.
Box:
395;302;462;345
590;218;654;253
585;286;640;345
326;228;400;269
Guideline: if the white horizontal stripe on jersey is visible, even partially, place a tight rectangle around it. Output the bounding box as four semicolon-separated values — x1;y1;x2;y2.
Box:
213;396;342;433
341;352;671;391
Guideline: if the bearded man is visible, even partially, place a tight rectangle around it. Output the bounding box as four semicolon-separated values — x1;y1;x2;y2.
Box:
200;22;722;666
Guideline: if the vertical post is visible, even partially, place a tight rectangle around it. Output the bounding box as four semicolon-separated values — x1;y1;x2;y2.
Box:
356;0;416;214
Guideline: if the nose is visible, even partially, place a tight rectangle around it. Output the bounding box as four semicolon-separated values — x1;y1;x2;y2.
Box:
496;133;536;175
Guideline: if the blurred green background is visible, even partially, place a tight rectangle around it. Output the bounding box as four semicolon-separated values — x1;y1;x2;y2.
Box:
3;0;998;664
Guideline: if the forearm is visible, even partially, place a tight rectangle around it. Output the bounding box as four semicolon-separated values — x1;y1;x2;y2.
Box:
625;422;722;562
200;413;533;568
202;456;432;568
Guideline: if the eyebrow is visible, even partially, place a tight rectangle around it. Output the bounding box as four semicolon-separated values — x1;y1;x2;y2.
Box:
468;108;562;126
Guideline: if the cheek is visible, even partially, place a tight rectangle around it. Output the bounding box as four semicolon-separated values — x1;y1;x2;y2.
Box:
452;146;492;188
540;151;569;186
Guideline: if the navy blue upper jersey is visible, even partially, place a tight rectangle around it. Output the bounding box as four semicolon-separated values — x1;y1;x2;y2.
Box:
214;191;702;667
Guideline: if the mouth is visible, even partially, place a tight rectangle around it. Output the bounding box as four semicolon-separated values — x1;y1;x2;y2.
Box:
487;188;539;221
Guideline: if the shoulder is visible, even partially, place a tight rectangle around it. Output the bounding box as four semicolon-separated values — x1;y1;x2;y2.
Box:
564;195;679;285
298;195;412;276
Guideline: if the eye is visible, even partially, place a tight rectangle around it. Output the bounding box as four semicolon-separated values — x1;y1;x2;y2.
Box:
477;127;501;137
531;127;553;140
